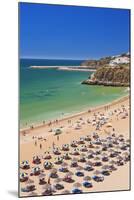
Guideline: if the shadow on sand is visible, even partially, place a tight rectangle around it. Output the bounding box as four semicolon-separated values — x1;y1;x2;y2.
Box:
8;190;18;197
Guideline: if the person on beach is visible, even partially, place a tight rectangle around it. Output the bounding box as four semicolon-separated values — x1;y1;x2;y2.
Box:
23;131;26;136
35;140;37;146
49;121;52;126
30;125;34;129
57;135;59;141
48;176;51;184
40;143;42;149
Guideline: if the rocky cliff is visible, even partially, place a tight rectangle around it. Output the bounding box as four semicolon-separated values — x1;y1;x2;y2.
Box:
82;66;130;87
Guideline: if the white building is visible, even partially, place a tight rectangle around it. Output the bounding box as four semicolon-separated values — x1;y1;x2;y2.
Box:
109;56;130;66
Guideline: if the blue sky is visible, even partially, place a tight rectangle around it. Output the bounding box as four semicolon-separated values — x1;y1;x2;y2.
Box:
19;3;130;60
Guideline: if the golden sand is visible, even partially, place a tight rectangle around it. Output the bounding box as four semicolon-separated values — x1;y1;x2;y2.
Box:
19;96;130;197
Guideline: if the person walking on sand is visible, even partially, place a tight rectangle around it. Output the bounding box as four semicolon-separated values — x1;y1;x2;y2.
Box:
57;135;59;141
48;176;51;184
35;140;37;146
40;143;42;149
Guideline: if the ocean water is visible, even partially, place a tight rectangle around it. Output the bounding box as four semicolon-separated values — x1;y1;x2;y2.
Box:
20;59;127;128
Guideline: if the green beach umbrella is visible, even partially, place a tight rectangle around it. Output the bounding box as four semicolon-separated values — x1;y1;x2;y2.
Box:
55;129;62;135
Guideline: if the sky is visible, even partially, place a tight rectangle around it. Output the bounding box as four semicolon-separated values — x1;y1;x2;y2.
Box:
19;3;130;60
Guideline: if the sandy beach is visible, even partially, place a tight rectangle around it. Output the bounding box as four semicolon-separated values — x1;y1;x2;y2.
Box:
19;95;130;197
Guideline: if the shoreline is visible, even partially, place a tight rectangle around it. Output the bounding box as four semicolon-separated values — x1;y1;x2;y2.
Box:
20;94;129;133
29;66;96;72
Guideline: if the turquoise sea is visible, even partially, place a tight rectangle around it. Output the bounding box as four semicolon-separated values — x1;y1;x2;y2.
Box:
20;59;128;129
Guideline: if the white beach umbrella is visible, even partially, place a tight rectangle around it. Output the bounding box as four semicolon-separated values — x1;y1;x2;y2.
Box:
106;123;112;127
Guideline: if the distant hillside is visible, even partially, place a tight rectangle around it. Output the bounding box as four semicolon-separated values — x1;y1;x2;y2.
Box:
80;52;130;69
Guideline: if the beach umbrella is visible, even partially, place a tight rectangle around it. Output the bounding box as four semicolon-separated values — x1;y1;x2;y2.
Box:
116;156;123;160
94;156;100;161
55;129;62;135
20;172;28;179
102;153;108;157
122;152;129;156
126;139;130;143
106;123;112;127
83;176;91;181
119;134;124;138
20;160;29;166
94;170;101;175
73;182;82;188
80;153;86;157
106;136;113;140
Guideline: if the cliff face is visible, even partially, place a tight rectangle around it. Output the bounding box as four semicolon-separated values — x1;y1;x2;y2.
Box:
81;52;130;87
82;66;130;87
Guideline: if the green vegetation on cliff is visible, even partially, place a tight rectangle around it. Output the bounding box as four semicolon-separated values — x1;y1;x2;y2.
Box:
82;66;130;87
94;66;129;83
81;52;130;87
